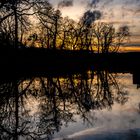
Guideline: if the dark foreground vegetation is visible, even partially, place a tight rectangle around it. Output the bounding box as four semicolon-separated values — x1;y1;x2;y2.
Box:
0;47;140;83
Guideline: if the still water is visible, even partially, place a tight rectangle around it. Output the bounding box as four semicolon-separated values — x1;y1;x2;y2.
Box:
0;71;140;140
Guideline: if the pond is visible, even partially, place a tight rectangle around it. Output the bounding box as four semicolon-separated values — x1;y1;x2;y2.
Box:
0;69;140;140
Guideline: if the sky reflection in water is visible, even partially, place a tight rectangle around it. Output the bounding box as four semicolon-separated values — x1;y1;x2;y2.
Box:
0;72;140;140
53;74;140;140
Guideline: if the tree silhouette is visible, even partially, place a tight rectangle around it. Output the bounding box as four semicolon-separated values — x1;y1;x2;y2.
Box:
0;0;36;49
34;1;62;49
92;23;130;53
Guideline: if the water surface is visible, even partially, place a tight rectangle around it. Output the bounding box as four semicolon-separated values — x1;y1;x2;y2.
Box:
0;70;140;140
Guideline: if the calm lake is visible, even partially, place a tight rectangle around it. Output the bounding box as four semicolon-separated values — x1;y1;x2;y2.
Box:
0;69;140;140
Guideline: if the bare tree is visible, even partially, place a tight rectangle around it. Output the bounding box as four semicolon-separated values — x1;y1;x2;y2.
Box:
92;22;130;53
34;1;62;49
0;0;36;49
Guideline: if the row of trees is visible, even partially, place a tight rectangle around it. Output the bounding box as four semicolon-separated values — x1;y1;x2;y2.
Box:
0;0;130;53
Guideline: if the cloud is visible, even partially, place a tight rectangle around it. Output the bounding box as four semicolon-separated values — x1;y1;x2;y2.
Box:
81;10;102;26
86;0;114;9
58;0;73;8
135;9;140;14
102;0;114;7
98;20;131;25
124;0;140;5
121;0;140;16
87;0;100;8
123;42;140;47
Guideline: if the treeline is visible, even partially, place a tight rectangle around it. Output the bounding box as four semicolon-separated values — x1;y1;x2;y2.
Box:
0;0;129;53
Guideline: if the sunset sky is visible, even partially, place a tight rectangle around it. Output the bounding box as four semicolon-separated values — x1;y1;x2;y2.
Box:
49;0;140;51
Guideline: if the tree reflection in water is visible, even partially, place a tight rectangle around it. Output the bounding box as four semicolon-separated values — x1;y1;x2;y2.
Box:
0;70;128;139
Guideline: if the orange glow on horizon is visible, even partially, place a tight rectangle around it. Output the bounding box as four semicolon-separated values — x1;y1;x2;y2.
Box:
119;46;140;52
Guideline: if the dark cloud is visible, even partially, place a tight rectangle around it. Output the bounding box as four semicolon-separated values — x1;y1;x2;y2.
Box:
81;10;102;26
88;0;100;8
118;25;130;36
133;4;140;15
87;0;114;9
121;0;140;17
124;43;140;47
102;0;114;7
58;0;73;8
124;0;140;5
